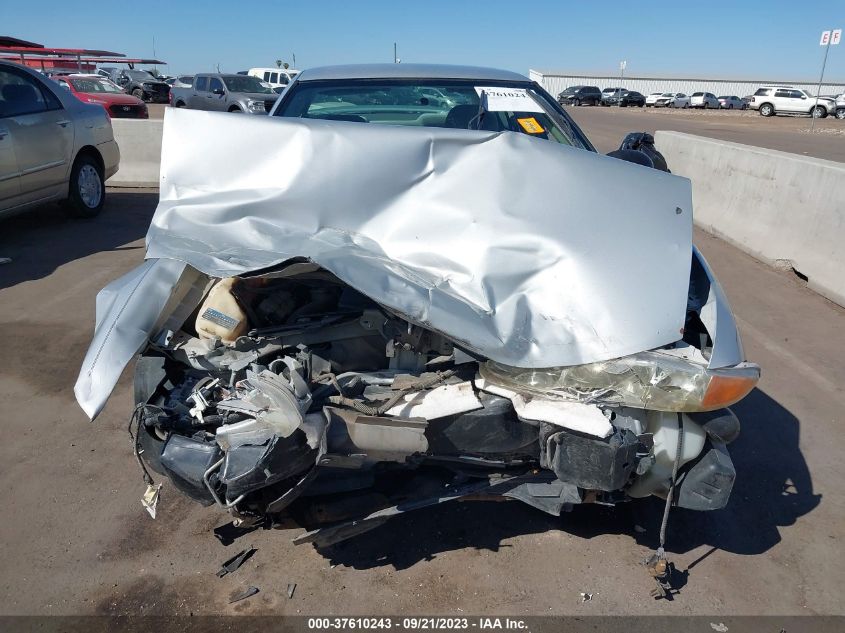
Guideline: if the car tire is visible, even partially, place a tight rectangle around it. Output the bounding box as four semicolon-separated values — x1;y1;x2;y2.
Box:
683;103;689;109
131;88;145;101
728;104;734;109
228;106;243;113
811;105;827;119
759;103;774;117
573;98;581;106
65;153;105;218
836;108;845;120
174;100;186;108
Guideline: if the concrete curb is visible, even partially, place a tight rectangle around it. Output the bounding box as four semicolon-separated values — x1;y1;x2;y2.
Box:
655;131;845;307
107;119;163;188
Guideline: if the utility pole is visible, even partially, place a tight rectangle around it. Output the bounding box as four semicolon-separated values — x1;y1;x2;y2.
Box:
292;52;296;67
812;29;840;132
394;42;398;64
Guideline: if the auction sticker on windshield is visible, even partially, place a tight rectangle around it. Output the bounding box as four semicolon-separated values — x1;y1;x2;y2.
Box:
475;86;544;112
516;117;545;134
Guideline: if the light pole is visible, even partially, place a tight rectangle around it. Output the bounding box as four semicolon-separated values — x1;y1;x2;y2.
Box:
812;29;840;132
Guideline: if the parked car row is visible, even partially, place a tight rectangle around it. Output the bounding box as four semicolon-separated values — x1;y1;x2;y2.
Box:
560;82;845;119
557;85;646;107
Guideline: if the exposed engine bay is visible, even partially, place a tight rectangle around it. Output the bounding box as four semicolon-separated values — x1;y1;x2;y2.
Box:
132;261;748;547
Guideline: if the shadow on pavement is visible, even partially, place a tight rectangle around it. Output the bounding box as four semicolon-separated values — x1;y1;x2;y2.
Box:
0;190;157;290
307;388;819;571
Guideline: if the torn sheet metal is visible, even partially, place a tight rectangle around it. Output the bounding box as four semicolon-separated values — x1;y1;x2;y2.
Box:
76;108;693;419
384;381;482;419
476;377;613;438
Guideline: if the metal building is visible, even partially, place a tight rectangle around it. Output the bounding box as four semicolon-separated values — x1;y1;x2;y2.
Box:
529;70;845;99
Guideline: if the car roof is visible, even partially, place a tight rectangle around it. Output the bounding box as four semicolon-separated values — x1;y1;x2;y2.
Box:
295;63;528;83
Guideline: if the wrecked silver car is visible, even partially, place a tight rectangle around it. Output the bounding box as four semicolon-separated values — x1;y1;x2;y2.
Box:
75;64;759;552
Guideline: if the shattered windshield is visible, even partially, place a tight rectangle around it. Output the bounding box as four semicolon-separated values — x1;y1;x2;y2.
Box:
275;79;589;148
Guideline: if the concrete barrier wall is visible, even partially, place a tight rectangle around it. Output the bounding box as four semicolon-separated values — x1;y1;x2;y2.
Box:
655;131;845;307
107;119;163;187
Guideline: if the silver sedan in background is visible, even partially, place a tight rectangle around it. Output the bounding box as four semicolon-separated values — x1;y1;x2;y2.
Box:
0;61;119;219
719;96;746;110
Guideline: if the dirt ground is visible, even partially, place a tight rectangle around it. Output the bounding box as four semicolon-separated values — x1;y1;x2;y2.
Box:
147;102;845;162
1;186;843;617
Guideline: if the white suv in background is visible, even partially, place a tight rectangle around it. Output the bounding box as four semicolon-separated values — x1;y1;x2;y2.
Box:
690;92;719;108
750;86;835;118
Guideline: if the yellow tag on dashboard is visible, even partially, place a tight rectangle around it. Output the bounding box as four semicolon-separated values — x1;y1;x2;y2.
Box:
517;117;545;134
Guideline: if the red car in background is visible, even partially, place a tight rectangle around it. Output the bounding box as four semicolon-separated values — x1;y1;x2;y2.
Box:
53;74;149;119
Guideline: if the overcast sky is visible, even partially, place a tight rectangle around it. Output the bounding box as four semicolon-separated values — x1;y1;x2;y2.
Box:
5;1;844;80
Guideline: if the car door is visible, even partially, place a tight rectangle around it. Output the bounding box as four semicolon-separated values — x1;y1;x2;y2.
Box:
772;89;794;112
191;76;208;108
207;77;227;111
792;90;812;113
0;66;74;205
0;114;21;211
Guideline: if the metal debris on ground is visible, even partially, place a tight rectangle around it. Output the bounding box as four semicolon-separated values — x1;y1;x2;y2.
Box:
579;592;593;602
644;552;673;599
0;257;11;265
216;546;256;578
633;524;647;534
710;623;729;632
229;586;259;604
287;583;297;599
141;483;161;519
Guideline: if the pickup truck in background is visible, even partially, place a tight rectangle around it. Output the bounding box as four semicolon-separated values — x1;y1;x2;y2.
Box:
169;73;278;114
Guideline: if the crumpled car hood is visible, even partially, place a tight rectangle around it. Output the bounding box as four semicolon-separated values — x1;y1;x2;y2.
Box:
75;108;693;418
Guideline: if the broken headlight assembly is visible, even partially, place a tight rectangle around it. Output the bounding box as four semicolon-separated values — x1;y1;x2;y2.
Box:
480;351;760;413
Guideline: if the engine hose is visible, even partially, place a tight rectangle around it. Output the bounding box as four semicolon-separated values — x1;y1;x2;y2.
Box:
127;403;164;486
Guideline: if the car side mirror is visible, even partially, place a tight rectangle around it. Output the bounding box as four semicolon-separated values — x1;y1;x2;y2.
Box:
607;148;654;168
607;132;670;172
212;88;224;96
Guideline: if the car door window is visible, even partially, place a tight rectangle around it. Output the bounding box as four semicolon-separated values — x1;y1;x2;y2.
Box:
195;76;208;92
209;78;224;93
789;90;804;100
0;69;53;118
774;89;792;99
263;72;271;82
